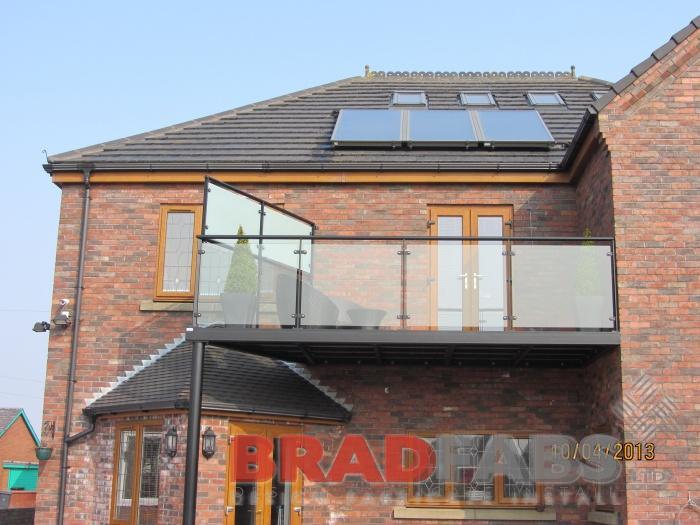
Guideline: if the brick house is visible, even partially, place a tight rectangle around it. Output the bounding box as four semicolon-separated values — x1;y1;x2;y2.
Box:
0;409;40;491
35;16;699;525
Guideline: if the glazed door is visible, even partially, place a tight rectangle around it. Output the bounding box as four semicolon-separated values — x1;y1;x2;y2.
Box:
429;206;512;331
226;423;303;525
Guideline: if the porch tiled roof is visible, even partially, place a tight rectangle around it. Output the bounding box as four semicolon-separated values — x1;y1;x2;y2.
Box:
83;342;351;422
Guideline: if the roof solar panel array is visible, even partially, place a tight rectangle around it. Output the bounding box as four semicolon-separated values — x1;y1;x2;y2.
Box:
331;108;554;148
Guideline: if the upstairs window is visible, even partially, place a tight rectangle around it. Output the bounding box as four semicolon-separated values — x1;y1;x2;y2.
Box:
459;92;496;106
526;91;564;105
391;91;427;107
155;204;202;301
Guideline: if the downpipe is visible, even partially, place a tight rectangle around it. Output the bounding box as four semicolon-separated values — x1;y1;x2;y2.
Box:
56;166;92;525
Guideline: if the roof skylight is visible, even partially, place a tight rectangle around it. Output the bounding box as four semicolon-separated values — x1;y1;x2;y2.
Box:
591;91;609;101
527;91;564;105
391;91;427;106
460;92;496;106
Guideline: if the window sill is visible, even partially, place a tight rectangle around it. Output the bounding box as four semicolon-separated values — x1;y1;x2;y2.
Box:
587;510;619;525
139;300;193;312
393;507;556;521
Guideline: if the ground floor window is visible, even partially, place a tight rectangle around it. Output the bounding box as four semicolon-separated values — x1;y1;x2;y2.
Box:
227;422;303;525
407;434;542;508
111;421;162;525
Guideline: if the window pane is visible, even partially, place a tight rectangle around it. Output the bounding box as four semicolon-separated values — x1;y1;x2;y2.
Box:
528;92;562;105
137;429;161;525
461;92;494;105
502;438;536;500
393;92;426;105
114;430;137;521
411;438;446;500
476;217;505;331
452;435;495;502
162;212;195;292
437;217;463;330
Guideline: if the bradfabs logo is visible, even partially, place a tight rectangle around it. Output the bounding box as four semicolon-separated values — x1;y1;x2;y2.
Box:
230;433;622;485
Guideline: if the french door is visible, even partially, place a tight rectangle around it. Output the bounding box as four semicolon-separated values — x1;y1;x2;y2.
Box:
226;422;303;525
428;206;513;331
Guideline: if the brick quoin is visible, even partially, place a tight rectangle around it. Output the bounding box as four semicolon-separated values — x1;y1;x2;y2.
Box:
597;28;700;525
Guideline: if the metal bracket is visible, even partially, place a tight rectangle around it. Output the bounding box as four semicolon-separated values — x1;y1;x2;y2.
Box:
606;252;613;257
397;314;411;320
609;316;616;321
503;315;517;321
397;249;411;255
291;313;306;319
293;249;308;255
198;249;205;255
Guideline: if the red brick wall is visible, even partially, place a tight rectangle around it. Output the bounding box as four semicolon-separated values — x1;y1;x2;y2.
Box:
0;417;38;489
36;180;588;524
575;125;615;237
599;28;700;524
302;365;592;524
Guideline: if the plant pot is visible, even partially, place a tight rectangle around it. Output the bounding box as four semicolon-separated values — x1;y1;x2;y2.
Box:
35;446;53;461
221;292;257;326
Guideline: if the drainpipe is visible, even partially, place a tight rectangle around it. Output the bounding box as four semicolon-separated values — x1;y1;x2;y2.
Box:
56;165;92;525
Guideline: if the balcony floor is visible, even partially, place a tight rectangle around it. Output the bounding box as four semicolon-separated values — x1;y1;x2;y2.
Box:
186;327;620;367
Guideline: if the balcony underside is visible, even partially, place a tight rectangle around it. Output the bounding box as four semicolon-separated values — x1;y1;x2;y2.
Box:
187;327;620;367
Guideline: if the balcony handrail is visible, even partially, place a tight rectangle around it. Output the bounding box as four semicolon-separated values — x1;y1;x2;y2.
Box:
199;234;614;242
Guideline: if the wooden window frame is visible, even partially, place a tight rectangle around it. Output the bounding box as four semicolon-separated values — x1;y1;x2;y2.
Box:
406;433;543;509
110;420;163;525
154;204;202;301
226;421;303;525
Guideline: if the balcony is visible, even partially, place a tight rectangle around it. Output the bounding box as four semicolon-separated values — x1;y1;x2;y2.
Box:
187;179;618;365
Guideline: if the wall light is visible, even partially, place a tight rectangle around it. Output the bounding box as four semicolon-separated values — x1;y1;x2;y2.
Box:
164;427;178;457
202;427;216;459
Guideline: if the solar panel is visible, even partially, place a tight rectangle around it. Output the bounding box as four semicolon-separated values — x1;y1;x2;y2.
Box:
330;109;402;145
331;108;555;148
475;110;554;147
407;110;477;145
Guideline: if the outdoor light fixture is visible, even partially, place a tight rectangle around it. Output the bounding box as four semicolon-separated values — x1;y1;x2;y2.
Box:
202;427;216;459
33;321;51;333
51;310;71;328
164;427;178;457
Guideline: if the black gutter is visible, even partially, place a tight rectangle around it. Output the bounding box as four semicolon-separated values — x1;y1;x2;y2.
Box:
84;403;350;422
44;160;566;173
64;415;97;445
56;165;92;525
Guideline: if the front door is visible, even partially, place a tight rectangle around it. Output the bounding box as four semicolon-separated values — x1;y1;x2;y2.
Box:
428;206;513;331
225;422;303;525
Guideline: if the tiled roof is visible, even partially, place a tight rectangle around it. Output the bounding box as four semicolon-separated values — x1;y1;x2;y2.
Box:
0;408;22;433
84;342;351;422
592;16;700;112
0;408;40;445
47;73;610;172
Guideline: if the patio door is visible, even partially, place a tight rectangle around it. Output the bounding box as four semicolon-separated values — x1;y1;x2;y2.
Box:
225;422;303;525
428;206;512;331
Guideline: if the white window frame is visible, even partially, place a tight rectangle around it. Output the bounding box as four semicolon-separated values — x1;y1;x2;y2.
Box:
526;91;565;105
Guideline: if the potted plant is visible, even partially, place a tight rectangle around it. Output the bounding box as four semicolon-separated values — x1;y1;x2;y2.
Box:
220;226;258;326
574;228;606;328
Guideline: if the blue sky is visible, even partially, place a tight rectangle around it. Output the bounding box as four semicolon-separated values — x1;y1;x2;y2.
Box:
0;1;698;431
